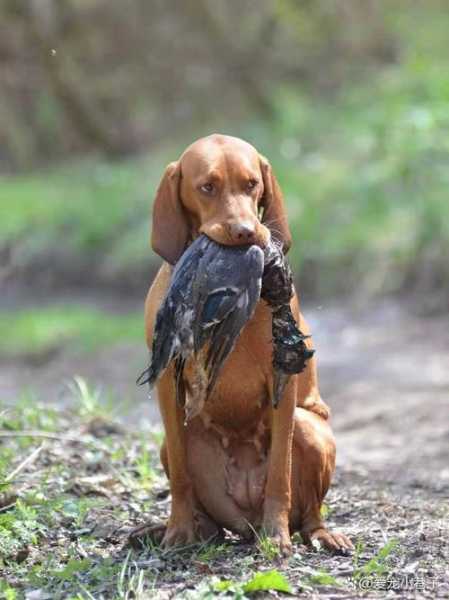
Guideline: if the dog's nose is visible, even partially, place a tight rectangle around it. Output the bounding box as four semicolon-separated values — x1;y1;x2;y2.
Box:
229;222;256;244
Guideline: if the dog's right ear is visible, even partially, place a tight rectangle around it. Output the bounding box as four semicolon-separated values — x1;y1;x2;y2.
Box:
151;161;188;264
259;155;292;254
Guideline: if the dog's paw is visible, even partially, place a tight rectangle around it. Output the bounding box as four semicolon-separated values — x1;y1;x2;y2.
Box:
161;519;197;548
261;520;292;557
307;527;354;555
128;521;166;549
268;531;292;558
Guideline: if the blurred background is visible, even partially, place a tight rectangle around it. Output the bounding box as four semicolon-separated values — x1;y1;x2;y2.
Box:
1;0;448;455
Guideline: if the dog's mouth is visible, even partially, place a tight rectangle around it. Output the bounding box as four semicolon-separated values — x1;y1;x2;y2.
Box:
199;222;270;249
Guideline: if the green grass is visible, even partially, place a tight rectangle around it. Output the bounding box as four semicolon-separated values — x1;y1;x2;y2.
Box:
0;384;443;598
1;387;288;598
254;529;281;561
0;156;167;281
0;395;60;433
352;538;399;581
0;305;143;357
0;159;147;248
0;391;163;598
212;569;292;597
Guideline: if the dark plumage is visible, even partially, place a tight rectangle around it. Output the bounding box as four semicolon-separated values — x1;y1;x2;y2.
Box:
261;241;315;407
137;234;314;416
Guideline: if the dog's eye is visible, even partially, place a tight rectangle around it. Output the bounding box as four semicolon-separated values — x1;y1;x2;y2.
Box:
200;183;215;195
246;179;258;192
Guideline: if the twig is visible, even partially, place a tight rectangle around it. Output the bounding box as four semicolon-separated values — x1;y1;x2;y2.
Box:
0;430;94;444
0;501;17;513
5;444;44;483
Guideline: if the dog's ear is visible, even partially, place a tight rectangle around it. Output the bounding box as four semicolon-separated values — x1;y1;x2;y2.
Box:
151;161;189;264
259;155;292;254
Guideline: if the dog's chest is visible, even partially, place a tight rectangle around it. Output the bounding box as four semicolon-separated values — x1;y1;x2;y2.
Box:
184;301;274;430
204;368;268;429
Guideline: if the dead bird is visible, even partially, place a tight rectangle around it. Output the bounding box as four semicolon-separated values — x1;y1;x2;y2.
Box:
261;241;315;406
138;235;264;418
137;234;314;416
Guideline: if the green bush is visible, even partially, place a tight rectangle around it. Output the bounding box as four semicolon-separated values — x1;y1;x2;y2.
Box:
1;53;448;301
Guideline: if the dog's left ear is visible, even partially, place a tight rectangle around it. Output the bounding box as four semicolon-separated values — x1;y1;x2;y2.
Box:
151;161;189;264
259;155;292;254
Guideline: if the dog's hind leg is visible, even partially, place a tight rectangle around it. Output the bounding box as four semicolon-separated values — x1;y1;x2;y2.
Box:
289;408;353;553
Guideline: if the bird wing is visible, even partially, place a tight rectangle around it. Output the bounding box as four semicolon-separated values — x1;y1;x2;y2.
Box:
203;246;264;395
139;236;209;386
138;236;265;401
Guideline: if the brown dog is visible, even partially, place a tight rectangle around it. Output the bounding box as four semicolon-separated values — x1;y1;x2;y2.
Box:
139;134;352;555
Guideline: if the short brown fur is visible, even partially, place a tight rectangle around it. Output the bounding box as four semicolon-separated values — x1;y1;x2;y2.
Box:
138;134;352;555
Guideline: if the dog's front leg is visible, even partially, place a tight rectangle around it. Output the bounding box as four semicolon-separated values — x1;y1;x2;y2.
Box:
157;368;196;547
262;376;297;555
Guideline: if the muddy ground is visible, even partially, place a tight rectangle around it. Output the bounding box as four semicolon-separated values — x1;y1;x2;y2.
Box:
1;297;448;598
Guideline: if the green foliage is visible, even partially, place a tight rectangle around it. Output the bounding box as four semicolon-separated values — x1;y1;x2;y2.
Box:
212;569;292;597
133;438;156;490
0;160;145;248
0;500;46;560
0;156;167;291
240;54;449;297
0;1;448;305
58;497;98;529
0;386;439;598
196;542;230;562
0;306;142;357
255;530;281;561
353;539;399;580
0;396;59;432
116;551;148;600
0;581;17;600
68;377;103;419
52;558;92;582
0;446;14;487
0;388;165;598
307;570;340;587
2;45;449;302
243;570;292;594
352;539;365;572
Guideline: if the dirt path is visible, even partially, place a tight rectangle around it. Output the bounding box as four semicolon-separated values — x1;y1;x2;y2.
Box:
2;298;448;596
313;300;449;492
3;298;448;487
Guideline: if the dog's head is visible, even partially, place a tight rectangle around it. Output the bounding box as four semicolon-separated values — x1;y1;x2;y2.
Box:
151;134;292;264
